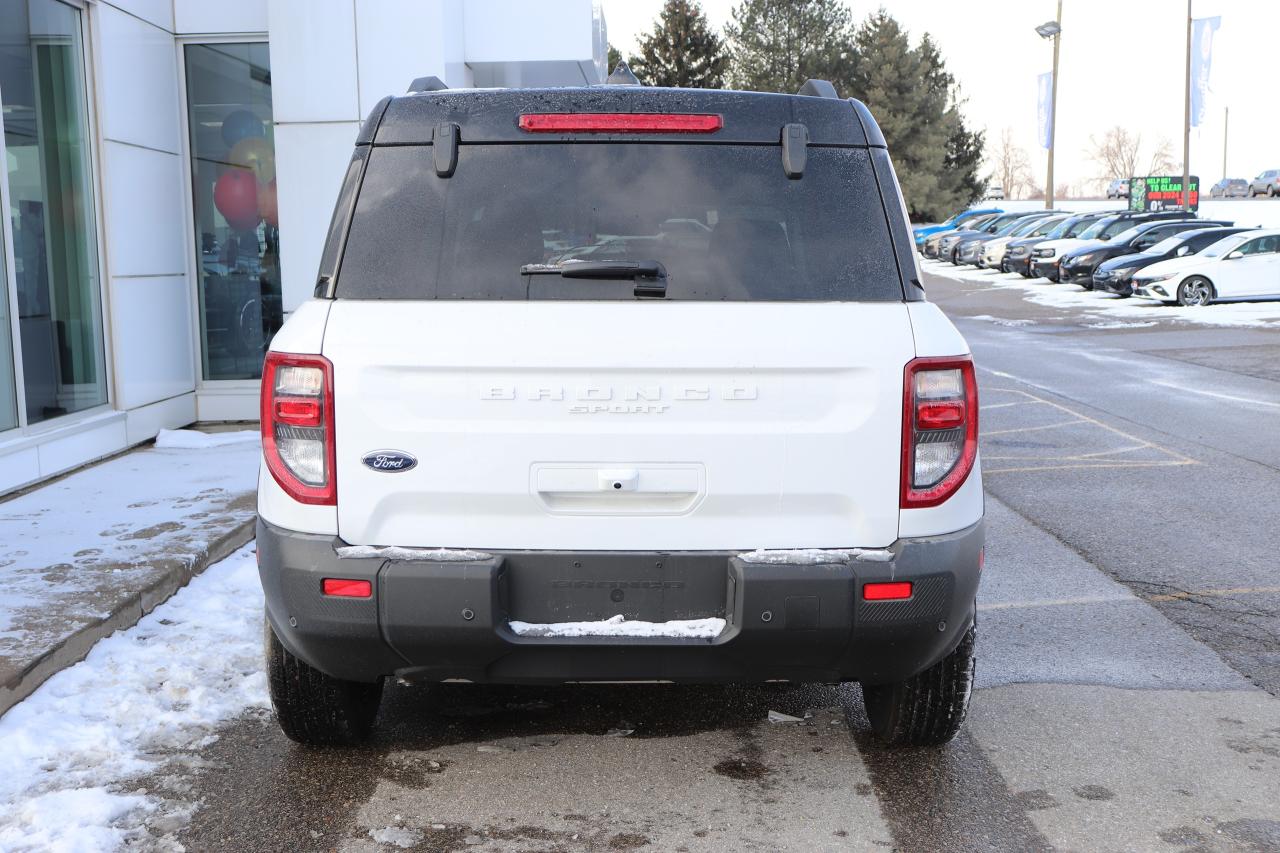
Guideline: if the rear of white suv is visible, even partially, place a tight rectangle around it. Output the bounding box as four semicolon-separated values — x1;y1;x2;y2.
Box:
257;81;983;748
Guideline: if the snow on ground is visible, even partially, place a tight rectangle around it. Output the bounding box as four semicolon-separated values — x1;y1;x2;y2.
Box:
508;613;727;639
923;259;1280;329
0;545;268;851
154;428;259;449
737;547;895;564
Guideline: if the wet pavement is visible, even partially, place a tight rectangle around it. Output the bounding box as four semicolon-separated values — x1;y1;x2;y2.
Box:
148;270;1280;852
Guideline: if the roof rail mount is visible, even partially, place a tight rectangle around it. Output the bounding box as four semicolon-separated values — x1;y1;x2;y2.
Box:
408;75;449;94
798;79;838;99
606;61;642;86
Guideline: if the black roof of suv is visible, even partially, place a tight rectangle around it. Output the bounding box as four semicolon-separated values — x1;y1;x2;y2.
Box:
320;82;923;304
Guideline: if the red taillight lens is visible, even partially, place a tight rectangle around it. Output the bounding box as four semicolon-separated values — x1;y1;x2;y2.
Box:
261;352;336;505
863;581;913;601
518;113;723;134
322;578;371;598
901;356;978;509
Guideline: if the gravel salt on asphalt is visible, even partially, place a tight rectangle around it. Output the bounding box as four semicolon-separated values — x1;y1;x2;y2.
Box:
0;545;267;851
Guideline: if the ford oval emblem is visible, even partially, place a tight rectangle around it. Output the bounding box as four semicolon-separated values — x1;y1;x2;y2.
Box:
362;450;417;473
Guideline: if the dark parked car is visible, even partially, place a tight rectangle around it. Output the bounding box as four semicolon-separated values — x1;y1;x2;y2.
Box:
1249;169;1280;198
1032;211;1201;280
1092;226;1253;296
1006;211;1116;276
1210;178;1248;198
1060;219;1232;288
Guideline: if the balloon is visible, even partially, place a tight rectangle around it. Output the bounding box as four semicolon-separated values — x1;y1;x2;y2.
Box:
229;136;275;184
221;109;264;148
258;179;278;228
214;169;260;231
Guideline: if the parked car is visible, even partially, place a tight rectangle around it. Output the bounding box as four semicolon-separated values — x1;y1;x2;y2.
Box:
1093;226;1252;296
914;207;1003;250
985;185;1006;200
1059;219;1230;288
982;214;1069;270
1210;178;1249;198
1030;211;1195;281
257;79;985;748
1133;229;1280;305
955;211;1058;266
940;211;1038;263
1106;178;1130;199
921;212;1000;258
1249;170;1280;198
1006;211;1116;276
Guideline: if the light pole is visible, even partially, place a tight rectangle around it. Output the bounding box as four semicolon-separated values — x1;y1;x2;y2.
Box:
1036;4;1063;209
1182;0;1193;210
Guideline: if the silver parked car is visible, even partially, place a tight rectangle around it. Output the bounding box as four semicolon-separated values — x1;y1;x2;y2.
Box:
1106;178;1130;199
1250;169;1280;198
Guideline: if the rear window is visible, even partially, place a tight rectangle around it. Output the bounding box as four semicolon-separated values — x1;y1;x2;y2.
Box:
336;144;904;301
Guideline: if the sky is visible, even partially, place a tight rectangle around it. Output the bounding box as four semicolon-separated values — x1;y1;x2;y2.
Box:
599;0;1279;195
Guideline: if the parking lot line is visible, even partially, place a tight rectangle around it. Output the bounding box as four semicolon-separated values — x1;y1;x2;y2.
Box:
983;419;1087;436
1146;585;1280;602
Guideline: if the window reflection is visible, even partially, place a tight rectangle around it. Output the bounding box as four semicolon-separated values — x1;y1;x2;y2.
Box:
184;42;281;381
1;0;107;424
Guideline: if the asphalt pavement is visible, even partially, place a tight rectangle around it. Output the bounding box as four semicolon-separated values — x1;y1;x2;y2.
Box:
153;268;1280;852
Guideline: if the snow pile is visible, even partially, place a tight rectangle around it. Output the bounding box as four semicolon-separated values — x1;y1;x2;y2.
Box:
737;547;895;565
369;826;424;848
508;613;726;639
970;314;1036;327
0;545;269;851
336;545;494;562
154;428;260;449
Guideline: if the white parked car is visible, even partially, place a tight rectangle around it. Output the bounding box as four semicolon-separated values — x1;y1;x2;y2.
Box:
255;79;985;748
1132;229;1280;305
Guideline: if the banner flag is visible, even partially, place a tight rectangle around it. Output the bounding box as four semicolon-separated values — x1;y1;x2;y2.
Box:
1037;72;1054;149
1190;16;1221;128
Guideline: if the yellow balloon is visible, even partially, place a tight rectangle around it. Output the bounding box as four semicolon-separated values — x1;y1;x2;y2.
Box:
229;136;275;184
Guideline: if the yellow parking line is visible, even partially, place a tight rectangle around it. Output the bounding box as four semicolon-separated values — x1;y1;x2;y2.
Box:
983;419;1086;436
985;460;1196;474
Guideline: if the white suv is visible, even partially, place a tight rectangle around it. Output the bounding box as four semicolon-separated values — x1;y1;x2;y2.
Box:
257;77;985;748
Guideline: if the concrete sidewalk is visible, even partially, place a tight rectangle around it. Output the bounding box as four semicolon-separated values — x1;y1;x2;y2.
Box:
0;429;261;717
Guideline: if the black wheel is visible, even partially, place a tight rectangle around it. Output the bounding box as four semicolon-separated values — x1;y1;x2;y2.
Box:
1176;276;1214;307
862;625;975;747
1269;186;1277;198
266;618;383;745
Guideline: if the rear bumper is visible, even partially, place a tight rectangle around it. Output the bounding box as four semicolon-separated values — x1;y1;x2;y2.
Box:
257;517;984;687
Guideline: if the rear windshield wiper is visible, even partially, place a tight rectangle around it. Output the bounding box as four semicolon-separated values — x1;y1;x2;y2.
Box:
520;260;668;297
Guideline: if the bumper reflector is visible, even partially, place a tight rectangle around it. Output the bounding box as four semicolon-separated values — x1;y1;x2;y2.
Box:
863;581;913;601
323;578;372;598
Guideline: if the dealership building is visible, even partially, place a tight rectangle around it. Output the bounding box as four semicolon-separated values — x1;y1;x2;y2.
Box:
0;0;606;494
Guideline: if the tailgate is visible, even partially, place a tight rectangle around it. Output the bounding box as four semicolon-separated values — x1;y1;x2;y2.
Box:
325;300;913;550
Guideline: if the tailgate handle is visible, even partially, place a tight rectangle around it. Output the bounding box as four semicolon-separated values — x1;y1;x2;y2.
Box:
598;469;639;492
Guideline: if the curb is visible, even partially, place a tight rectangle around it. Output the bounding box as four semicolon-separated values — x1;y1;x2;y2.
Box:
0;516;257;719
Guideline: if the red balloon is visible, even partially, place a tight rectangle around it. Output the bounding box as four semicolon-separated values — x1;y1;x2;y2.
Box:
258;179;278;228
214;169;260;230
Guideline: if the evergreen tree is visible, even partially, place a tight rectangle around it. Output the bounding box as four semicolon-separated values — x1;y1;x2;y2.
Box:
629;0;728;89
725;0;852;93
843;13;984;220
607;44;622;73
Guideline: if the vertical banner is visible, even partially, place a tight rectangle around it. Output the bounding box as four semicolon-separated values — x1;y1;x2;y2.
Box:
1037;72;1054;149
1190;16;1221;128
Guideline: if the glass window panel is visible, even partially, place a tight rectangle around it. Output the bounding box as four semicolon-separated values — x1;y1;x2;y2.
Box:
2;0;107;424
184;42;281;381
0;208;17;433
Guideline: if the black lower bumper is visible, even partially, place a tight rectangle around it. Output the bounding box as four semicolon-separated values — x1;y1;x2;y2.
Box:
257;518;984;687
1031;259;1059;280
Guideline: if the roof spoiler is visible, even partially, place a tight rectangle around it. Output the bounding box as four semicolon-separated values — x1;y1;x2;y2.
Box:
408;75;449;94
797;79;838;99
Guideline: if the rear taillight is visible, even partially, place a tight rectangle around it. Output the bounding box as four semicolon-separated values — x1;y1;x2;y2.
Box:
901;356;978;509
261;351;336;505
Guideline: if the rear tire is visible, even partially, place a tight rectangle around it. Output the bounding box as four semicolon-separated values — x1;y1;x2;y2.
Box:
1269;186;1277;198
862;625;975;747
266;618;383;745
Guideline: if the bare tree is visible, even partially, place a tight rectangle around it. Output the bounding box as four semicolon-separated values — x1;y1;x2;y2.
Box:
1146;136;1176;174
990;128;1035;199
1087;127;1143;180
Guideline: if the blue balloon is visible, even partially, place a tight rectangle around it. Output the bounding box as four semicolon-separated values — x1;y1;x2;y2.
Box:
221;109;265;148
